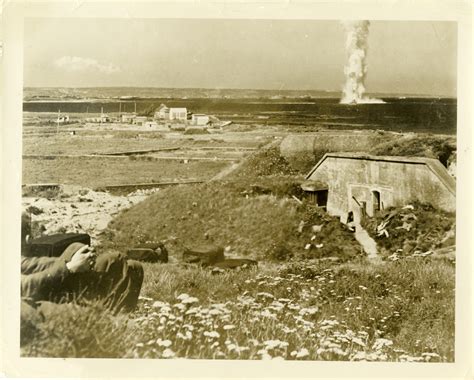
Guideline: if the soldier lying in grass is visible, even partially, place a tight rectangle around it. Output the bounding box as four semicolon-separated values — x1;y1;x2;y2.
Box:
20;212;144;342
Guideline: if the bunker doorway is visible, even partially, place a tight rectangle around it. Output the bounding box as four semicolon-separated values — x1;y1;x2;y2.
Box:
372;190;381;213
300;181;329;210
316;190;328;209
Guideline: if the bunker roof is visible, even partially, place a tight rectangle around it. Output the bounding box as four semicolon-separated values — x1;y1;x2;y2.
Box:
305;152;456;196
301;180;328;192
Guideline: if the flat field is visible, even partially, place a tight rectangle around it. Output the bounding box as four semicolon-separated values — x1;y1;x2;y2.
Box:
22;115;272;187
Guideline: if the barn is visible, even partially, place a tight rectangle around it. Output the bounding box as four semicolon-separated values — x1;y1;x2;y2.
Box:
303;153;455;223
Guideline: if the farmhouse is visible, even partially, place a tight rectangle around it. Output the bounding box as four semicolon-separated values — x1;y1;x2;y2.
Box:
192;114;210;126
303;153;456;223
169;107;187;121
154;104;170;120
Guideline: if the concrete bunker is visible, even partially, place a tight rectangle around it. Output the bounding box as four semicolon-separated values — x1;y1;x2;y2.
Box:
302;152;456;224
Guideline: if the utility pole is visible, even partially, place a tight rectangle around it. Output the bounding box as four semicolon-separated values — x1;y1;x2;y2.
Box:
57;109;60;134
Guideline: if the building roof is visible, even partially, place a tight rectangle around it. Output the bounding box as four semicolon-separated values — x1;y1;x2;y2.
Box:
170;107;187;112
305;152;456;196
301;180;328;192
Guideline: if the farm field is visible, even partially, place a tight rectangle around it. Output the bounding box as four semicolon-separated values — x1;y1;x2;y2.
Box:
22;157;228;188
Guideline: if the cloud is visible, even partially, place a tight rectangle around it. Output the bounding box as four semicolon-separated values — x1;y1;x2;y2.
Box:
53;56;120;74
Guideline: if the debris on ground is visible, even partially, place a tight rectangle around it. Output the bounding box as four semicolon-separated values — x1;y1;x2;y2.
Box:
22;185;150;242
363;202;455;260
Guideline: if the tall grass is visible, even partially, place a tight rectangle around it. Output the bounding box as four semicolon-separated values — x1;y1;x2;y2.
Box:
22;259;454;360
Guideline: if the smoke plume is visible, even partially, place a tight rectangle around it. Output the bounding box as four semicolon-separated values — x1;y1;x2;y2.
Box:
340;21;384;104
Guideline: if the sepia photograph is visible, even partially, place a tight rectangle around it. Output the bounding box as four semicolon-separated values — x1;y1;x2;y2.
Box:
1;1;472;376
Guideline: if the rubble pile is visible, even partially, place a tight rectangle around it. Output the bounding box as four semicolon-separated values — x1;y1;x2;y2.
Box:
362;203;455;261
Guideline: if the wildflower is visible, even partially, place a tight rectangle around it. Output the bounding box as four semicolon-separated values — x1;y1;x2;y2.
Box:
181;296;199;305
176;293;190;301
282;326;296;334
185;307;199;315
152;301;169;309
256;292;275;299
223;324;236;330
291;348;309;359
287;304;301;311
203;331;220;339
299;306;319;316
259;310;277;319
264;340;289;349
359;285;368;291
135;343;144;348
162;348;176;358
156;339;172;347
372;338;393;351
177;331;192;340
351;337;366;347
173;303;186;312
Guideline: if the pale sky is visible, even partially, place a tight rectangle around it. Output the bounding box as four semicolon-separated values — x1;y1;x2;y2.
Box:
24;19;457;96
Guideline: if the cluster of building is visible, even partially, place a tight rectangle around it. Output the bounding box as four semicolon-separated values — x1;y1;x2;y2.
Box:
82;104;214;128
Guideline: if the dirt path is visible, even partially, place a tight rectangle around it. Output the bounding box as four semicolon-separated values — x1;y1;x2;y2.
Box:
354;224;379;260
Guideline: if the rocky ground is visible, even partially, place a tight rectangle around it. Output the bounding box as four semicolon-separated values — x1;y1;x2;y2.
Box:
22;185;157;242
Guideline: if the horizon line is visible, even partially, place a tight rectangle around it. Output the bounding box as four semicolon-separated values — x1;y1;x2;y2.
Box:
23;85;456;98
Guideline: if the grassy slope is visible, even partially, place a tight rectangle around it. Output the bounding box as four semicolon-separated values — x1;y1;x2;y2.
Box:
104;145;361;261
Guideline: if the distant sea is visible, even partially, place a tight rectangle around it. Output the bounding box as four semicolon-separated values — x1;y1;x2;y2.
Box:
23;87;457;135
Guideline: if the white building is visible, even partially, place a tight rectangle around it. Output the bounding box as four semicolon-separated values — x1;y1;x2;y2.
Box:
169;108;187;121
191;114;210;126
133;116;148;126
154;104;170;120
121;113;136;123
